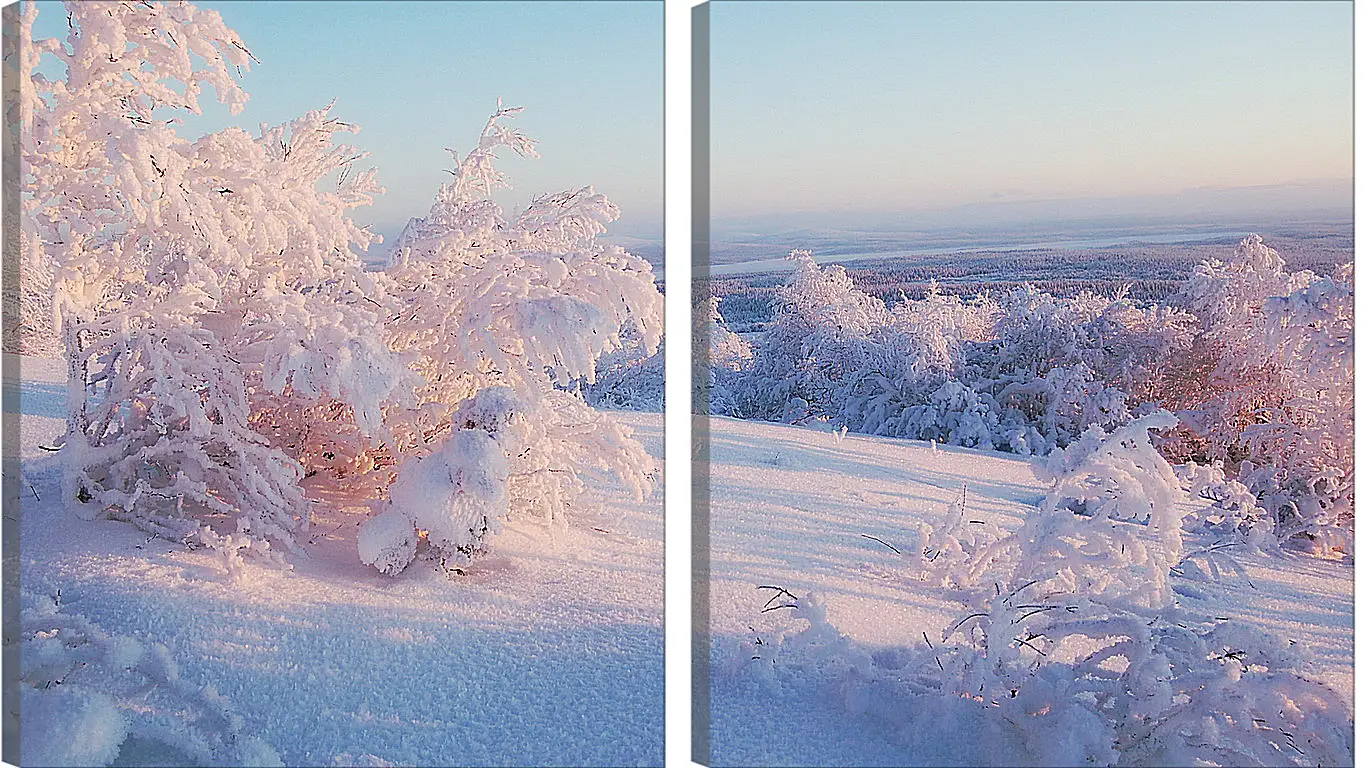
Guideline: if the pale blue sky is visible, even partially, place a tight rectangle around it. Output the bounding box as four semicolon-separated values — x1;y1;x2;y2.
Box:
29;1;663;248
710;1;1353;222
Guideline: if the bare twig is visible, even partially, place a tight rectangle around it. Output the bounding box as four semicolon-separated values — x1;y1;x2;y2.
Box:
860;533;901;555
948;612;989;634
756;584;799;612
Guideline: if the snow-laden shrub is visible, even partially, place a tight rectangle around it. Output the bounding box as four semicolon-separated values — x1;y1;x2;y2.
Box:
914;379;1000;449
1179;235;1353;551
1089;297;1198;403
367;428;508;573
988;285;1102;378
360;106;662;573
731;251;891;421
733;589;1352;767
1176;460;1274;550
983;363;1130;456
970;285;1192;455
14;590;282;767
692;295;753;416
726;254;1003;438
21;2;409;555
936;411;1187;611
586;341;665;412
988;285;1196;395
587;300;669;412
823;285;998;444
1247;262;1353;550
908;483;1007;589
22;2;662;573
62;319;307;556
360;388;519;574
831;307;970;438
730;411;1352;766
723;256;1198;457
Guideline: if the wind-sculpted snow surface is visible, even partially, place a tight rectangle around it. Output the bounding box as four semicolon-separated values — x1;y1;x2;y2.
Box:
15;0;665;756
15;591;283;767
16;357;665;765
706;415;1353;767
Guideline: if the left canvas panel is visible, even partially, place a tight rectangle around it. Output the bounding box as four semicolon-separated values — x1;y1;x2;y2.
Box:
3;1;665;765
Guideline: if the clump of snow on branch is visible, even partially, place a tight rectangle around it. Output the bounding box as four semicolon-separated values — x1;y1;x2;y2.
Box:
361;388;518;574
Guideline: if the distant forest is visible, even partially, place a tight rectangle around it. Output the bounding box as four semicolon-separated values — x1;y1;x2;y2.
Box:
701;233;1353;331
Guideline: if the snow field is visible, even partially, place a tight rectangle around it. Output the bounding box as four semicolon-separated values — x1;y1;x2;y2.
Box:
16;356;664;767
704;415;1353;766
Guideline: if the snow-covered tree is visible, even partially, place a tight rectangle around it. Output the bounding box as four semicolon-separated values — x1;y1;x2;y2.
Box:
908;411;1187;610
359;105;663;574
690;295;752;415
1087;295;1197;403
22;2;659;574
1180;235;1353;550
731;251;891;421
20;0;409;555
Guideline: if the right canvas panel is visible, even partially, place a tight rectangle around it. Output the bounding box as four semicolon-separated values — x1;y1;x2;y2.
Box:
696;2;1354;765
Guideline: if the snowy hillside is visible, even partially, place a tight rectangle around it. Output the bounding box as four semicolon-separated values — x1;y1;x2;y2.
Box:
705;415;1353;766
13;356;663;767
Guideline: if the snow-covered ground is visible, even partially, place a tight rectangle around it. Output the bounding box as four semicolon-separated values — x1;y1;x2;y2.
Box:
14;356;663;767
704;415;1353;766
